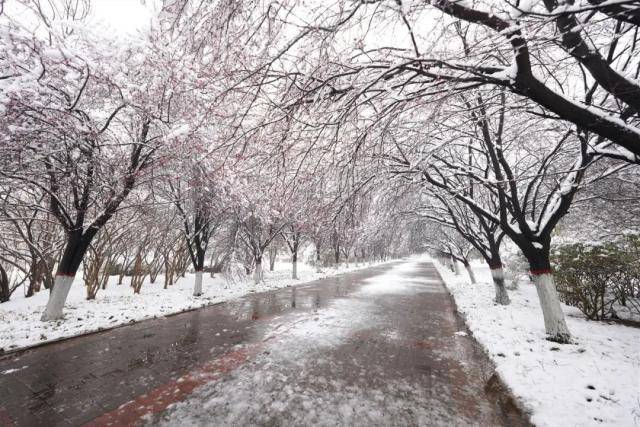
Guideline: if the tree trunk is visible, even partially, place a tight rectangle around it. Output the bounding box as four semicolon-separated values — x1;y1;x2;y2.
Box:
118;254;134;285
253;259;263;284
164;259;173;289
42;257;54;290
192;245;206;296
517;245;572;342
452;258;461;275
26;259;37;298
41;235;89;321
463;261;476;284
532;271;571;343
292;251;298;280
489;264;510;305
0;264;10;303
193;270;203;296
447;257;455;272
101;260;111;290
268;247;277;272
26;280;36;298
41;275;75;321
315;241;322;273
209;252;216;278
130;253;146;294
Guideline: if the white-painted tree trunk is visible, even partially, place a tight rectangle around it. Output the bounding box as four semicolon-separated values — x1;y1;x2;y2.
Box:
41;275;74;321
292;260;298;280
532;273;571;342
193;271;203;296
491;268;510;305
453;259;462;275
315;245;322;272
253;261;263;285
445;257;453;272
464;263;477;284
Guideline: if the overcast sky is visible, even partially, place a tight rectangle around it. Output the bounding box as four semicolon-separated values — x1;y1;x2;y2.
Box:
89;0;157;35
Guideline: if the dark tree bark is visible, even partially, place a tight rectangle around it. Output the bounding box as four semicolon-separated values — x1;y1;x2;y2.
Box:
0;264;10;303
586;0;640;27
430;0;640;157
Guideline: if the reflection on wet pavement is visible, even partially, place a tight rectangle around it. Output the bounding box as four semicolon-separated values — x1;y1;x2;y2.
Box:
153;261;529;426
0;261;529;426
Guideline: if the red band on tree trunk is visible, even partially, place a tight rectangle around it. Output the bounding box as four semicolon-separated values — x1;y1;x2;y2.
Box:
489;265;503;270
530;268;552;276
56;272;75;277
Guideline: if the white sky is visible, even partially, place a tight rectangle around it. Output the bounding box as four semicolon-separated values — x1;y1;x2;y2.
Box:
3;0;157;39
89;0;157;35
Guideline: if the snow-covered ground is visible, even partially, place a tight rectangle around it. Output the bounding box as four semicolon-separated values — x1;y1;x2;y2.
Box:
435;258;640;427
0;260;387;353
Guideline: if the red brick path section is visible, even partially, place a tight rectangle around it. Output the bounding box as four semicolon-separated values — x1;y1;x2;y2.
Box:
0;406;17;427
85;343;263;427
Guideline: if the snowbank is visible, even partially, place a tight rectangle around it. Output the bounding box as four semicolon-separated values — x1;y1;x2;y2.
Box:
435;259;640;426
0;260;387;353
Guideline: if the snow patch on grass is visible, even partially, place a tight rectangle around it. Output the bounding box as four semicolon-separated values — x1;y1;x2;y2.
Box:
435;259;640;427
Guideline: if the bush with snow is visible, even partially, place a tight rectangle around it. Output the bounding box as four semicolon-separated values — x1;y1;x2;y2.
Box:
553;239;640;321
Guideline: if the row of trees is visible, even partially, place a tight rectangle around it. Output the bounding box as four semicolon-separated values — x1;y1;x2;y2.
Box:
260;0;640;343
0;178;410;300
0;0;418;319
1;0;639;344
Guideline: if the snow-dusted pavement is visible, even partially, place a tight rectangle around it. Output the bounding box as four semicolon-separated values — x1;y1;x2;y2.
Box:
0;259;526;426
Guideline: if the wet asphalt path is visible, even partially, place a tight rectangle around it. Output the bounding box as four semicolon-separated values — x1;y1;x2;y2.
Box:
0;260;528;426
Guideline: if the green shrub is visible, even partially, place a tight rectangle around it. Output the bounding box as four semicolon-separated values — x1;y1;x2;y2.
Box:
553;240;639;320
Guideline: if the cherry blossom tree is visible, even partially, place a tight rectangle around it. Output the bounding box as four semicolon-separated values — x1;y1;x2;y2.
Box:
0;2;202;319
